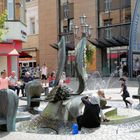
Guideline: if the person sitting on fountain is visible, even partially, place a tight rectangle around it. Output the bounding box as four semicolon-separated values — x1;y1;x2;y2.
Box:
97;89;111;109
119;78;132;108
21;72;34;97
76;96;101;131
48;71;56;87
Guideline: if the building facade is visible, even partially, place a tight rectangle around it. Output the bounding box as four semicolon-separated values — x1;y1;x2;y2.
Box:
0;0;27;77
38;0;58;73
21;0;39;68
23;0;137;77
58;0;98;76
96;0;131;76
38;0;99;75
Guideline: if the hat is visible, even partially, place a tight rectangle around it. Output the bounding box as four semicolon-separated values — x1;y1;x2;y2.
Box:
89;95;100;105
119;78;126;82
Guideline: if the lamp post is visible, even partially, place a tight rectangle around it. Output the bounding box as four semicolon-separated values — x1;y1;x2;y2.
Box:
73;14;93;80
73;14;93;38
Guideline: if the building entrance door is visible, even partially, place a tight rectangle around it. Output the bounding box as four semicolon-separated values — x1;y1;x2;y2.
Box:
107;47;128;76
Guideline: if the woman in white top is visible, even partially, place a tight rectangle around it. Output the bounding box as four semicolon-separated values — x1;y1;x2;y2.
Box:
41;63;48;86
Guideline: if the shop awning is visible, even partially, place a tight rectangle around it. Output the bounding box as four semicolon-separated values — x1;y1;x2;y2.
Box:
107;53;119;59
50;43;75;51
19;51;32;58
107;52;127;59
0;44;19;56
88;36;129;48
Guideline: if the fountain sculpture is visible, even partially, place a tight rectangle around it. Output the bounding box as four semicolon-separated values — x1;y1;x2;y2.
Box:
18;36;89;133
0;89;18;131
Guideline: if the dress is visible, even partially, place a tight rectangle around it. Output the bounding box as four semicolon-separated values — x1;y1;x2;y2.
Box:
121;83;131;107
121;83;130;98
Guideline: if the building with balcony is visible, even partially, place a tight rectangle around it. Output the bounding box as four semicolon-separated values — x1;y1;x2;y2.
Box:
21;0;39;69
96;0;131;75
27;0;138;77
58;0;98;76
37;0;98;76
0;0;27;77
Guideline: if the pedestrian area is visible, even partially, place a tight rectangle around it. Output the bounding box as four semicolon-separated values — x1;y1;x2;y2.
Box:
1;79;140;140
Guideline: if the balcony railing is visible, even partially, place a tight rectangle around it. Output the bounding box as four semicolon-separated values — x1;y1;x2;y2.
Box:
98;0;131;12
59;32;75;50
98;23;130;40
3;21;27;42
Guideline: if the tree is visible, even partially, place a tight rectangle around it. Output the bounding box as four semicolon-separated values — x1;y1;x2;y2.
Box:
0;11;7;41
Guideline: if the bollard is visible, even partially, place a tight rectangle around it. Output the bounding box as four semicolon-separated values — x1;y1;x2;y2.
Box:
72;123;78;135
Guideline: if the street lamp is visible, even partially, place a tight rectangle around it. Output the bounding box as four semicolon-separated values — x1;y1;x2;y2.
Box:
73;14;93;38
72;14;93;80
79;14;87;25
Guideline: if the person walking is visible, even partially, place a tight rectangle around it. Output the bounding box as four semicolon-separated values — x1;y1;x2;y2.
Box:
119;78;132;108
41;63;48;86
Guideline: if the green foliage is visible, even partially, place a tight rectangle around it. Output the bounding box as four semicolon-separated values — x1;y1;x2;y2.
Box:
86;44;94;64
0;10;7;41
52;85;71;103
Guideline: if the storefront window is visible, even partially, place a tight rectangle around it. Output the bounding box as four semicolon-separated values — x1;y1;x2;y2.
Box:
107;47;128;75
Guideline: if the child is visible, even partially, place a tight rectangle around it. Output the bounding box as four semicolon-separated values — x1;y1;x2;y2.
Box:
119;78;132;108
97;89;111;109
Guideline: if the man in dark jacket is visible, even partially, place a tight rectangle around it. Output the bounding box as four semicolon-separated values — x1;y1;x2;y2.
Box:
21;72;33;97
76;96;101;131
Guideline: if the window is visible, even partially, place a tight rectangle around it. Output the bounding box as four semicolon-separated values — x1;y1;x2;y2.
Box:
104;19;112;26
69;19;74;32
7;0;14;20
20;0;26;23
105;28;112;39
104;19;112;39
30;18;35;34
104;0;111;12
63;3;70;19
63;26;68;33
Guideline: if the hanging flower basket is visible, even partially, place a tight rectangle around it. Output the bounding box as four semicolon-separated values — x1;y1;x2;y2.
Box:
86;44;94;64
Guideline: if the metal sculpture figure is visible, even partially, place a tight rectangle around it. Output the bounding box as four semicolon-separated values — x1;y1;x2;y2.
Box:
0;89;18;131
30;36;87;133
128;0;140;78
75;37;86;95
25;80;43;109
46;36;86;102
